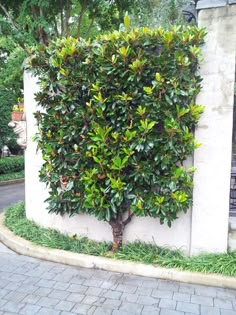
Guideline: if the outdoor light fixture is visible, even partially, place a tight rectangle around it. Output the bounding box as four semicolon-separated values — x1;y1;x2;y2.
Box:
182;0;198;23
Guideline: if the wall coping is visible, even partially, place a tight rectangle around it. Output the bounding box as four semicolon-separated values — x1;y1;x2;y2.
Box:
197;0;236;10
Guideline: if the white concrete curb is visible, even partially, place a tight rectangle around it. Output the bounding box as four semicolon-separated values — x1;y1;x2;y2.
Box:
0;212;236;289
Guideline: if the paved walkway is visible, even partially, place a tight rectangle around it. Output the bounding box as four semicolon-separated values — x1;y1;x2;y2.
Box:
0;182;25;212
0;244;236;315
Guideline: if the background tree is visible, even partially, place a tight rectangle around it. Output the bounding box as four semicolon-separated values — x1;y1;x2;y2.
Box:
0;0;190;153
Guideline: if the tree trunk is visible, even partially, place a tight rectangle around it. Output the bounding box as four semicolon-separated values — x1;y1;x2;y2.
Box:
109;216;124;251
109;210;134;251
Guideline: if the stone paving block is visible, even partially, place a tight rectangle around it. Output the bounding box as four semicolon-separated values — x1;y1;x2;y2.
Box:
53;273;73;283
4;291;27;303
1;301;25;313
103;290;122;300
233;300;236;310
92;307;112;315
121;276;143;287
159;298;176;310
90;270;111;281
136;287;152;296
67;284;88;294
92;297;106;307
60;312;78;315
200;305;220;315
22;294;41;304
152;289;173;299
66;293;85;303
220;311;236;315
37;296;60;307
4;282;20;291
100;281;118;290
158;280;179;292
0;299;7;308
82;295;99;305
142;305;160;315
173;292;191;302
25;269;45;278
19;304;41;315
214;298;233;309
195;286;217;297
0;265;16;273
86;287;103;297
37;279;56;288
70;276;85;285
75;269;94;279
34;287;52;297
55;300;75;312
0;290;9;299
8;274;27;283
141;279;159;289
176;301;200;314
83;279;104;288
136;295;159;306
120;293;139;303
107;273;123;283
71;303;92;314
119;301;143;314
217;290;236;300
48;289;70;300
53;281;70;290
40;271;56;280
36;307;61;315
160;310;184;315
116;284;137;294
178;284;195;294
23;277;40;286
191;295;213;306
0;280;9;289
112;311;136;315
103;298;121;309
15;284;38;294
48;266;66;274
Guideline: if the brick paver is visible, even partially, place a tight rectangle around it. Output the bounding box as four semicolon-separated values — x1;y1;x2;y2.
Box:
0;243;236;315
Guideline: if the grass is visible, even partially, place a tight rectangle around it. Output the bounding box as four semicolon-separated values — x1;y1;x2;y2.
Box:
4;202;236;277
0;170;24;182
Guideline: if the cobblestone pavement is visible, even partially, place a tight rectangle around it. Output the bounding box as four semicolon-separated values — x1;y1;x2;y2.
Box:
0;243;236;315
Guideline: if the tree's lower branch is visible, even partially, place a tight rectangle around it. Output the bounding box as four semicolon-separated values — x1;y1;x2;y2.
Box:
123;212;134;226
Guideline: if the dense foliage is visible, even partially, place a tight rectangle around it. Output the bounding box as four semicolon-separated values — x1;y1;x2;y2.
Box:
30;24;205;249
0;0;190;150
0;156;24;174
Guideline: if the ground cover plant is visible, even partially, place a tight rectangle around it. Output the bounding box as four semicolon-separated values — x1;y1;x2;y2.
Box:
30;21;205;250
4;202;236;276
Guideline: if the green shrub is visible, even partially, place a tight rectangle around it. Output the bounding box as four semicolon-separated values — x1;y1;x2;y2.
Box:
0;156;24;174
30;23;206;250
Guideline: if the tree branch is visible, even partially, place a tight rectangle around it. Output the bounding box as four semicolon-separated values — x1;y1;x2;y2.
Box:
123;210;134;226
85;17;94;39
64;0;71;36
77;1;87;39
0;2;19;31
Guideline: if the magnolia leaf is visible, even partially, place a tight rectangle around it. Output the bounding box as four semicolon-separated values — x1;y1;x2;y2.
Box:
124;15;130;29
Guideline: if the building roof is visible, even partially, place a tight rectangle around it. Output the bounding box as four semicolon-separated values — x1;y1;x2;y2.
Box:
196;0;236;9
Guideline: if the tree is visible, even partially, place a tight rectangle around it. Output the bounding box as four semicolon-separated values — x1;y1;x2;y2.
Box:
30;25;205;250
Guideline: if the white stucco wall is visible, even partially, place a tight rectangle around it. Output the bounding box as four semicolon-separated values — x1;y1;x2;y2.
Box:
24;71;191;254
24;4;236;256
191;5;236;255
